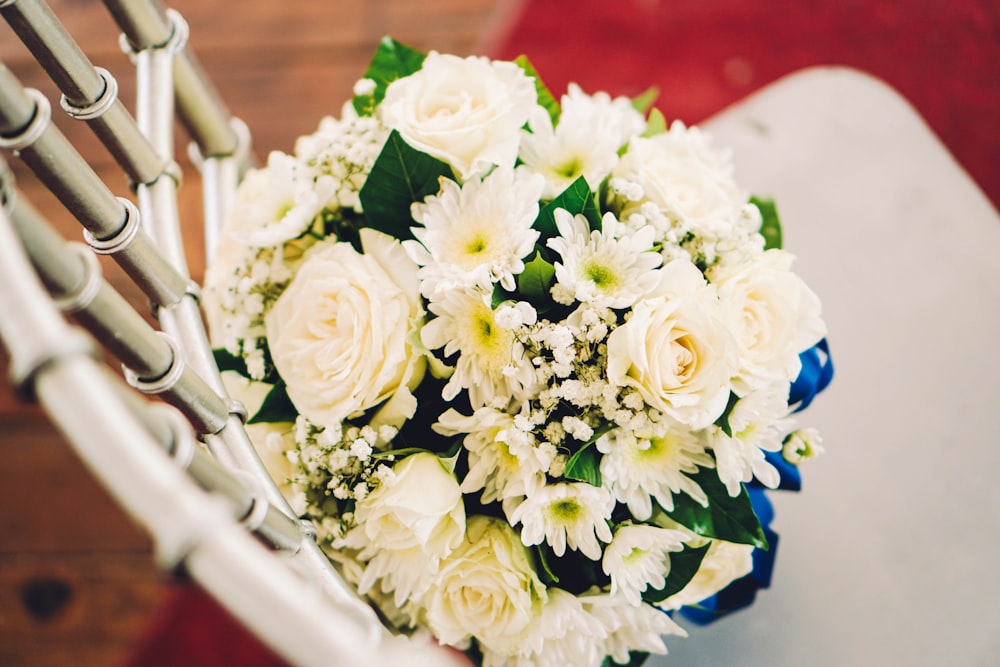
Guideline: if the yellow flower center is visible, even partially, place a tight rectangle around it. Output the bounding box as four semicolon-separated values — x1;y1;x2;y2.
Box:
634;432;687;466
583;260;619;290
459;301;513;371
496;439;519;468
466;235;488;254
551;499;582;522
555;157;583;179
447;223;503;269
623;546;647;563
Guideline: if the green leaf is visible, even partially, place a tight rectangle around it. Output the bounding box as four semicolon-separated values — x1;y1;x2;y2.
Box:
714;392;740;438
515;55;561;126
213;348;248;377
751;195;783;250
632;86;659;114
602;651;650;667
640;542;711;603
517;251;556;302
371;447;432;460
352;36;426;116
533;544;560;585
248;381;297;424
371;442;462;466
564;444;602;486
531;540;609;593
563;422;611;486
440;436;464;461
535;176;602;238
641;107;668;137
491;282;515;309
665;467;769;549
359;130;453;240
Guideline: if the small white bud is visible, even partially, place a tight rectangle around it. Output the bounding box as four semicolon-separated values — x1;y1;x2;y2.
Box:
782;428;825;465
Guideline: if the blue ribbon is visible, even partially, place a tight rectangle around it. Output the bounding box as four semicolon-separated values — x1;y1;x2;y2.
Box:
677;340;834;625
788;338;834;413
750;338;835;493
751;449;801;491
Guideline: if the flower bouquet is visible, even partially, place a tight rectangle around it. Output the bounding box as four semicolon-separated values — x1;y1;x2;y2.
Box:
204;38;833;667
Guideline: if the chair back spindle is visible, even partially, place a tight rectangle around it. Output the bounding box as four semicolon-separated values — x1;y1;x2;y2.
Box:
0;1;463;664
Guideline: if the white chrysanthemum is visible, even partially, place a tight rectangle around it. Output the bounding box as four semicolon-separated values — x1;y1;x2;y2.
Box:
509;482;615;560
598;423;713;517
492;588;607;667
407;167;545;296
546;209;661;309
434;407;552;504
421;289;536;407
727;382;790;447
233;151;337;247
601;524;689;604
520;83;645;198
584;593;687;664
704;384;790;496
708;433;766;495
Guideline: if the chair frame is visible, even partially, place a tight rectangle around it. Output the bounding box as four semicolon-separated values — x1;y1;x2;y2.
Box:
0;1;461;664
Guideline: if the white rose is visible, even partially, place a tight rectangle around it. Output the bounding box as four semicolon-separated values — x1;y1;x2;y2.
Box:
346;453;466;605
658;540;754;610
265;228;426;432
613;122;746;236
380;51;537;180
606;260;738;429
711;249;827;395
421;515;546;655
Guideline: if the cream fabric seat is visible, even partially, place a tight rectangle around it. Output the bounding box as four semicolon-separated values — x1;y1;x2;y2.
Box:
658;67;1000;667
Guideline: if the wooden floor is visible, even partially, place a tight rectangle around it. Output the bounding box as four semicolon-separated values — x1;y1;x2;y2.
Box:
0;1;513;664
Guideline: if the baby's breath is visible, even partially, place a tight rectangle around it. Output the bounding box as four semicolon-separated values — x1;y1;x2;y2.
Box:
285;415;399;549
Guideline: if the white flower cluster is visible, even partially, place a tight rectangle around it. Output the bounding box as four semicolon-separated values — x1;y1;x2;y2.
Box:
204;41;831;667
609;121;767;269
202;106;390;376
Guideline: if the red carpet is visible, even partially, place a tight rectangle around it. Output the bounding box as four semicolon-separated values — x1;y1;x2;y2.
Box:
491;0;1000;211
125;2;1000;666
123;586;286;667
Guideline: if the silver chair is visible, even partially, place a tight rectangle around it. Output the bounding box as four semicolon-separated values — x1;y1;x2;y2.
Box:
0;1;462;664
